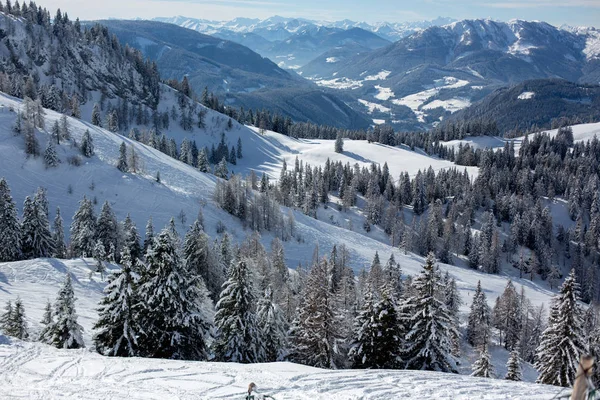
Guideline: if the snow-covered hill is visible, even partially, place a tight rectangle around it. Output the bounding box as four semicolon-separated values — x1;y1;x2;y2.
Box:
0;336;561;399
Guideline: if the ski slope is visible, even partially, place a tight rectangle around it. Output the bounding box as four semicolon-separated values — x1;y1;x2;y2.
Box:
0;336;561;400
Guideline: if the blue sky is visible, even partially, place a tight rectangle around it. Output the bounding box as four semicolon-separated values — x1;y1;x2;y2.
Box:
44;0;599;27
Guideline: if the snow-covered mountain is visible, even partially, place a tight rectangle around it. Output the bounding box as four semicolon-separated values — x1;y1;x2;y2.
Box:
300;19;600;130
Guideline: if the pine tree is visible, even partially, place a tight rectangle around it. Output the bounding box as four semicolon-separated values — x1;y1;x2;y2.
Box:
143;217;154;253
43;140;59;168
492;280;521;350
334;132;344;153
403;253;458;373
0;300;12;334
290;258;344;369
117;142;128;172
256;286;288;362
236;137;243;159
38;299;53;344
466;281;491;347
349;289;403;369
91;103;102;126
197;148;210;173
505;350;522;381
93;245;142;357
5;297;28;340
535;270;588;387
213;259;262;363
96;201;118;260
215;157;229;179
49;274;85;349
70;196;96;257
80;129;94;157
0;178;22;261
471;341;494;378
21;191;53;259
52;207;66;258
183;217;221;300
138;228;212;360
122;214;142;262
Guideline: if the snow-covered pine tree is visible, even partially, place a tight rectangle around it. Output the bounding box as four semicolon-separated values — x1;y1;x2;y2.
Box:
466;281;491;348
138;227;212;360
0;178;22;261
70;196;96;257
50;274;85;349
43;140;59;168
143;216;154;253
21;193;53;259
122;214;142;262
256;286;288;362
93;240;107;276
38;299;53;344
80;129;94;157
215;157;229;179
117;141;128;172
505;350;522;381
197;148;210;173
403;253;458;373
384;253;402;298
334;132;344;153
4;297;28;340
213;259;262;363
367;251;384;295
183;216;221;300
52;207;66;258
290;258;344;369
535;269;588;387
471;340;494;378
96;201;119;260
91;103;102;126
350;288;403;369
0;300;12;334
93;245;142;357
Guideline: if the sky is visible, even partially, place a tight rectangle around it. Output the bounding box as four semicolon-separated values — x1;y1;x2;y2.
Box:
40;0;599;27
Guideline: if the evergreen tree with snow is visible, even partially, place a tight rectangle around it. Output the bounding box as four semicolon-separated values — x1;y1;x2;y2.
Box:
471;340;494;378
117;142;128;172
49;274;85;349
197;148;210;173
256;286;288;362
183;216;221;300
290;258;344;369
80;129;94;157
52;208;66;259
236;137;243;159
0;300;12;334
21;191;53;259
466;281;491;348
215;157;229;179
96;201;119;260
91;103;102;126
122;214;142;262
70;196;96;257
38;299;53;344
334;132;344;153
93;245;143;357
4;297;28;340
492;280;521;351
384;253;402;298
213;259;262;363
535;269;588;387
350;288;403;369
143;216;154;253
138;228;212;360
403;253;458;373
0;178;22;261
43;140;59;168
505;350;522;381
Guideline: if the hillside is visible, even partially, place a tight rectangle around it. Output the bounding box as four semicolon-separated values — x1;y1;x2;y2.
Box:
98;20;371;129
0;335;561;399
450;79;600;134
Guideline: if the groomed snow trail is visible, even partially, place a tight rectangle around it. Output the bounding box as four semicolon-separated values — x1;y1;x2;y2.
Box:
0;338;561;400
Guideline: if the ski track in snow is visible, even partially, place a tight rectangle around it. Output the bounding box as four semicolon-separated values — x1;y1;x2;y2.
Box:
0;338;562;399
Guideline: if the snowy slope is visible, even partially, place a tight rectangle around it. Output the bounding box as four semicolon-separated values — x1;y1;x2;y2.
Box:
0;92;566;385
0;337;561;399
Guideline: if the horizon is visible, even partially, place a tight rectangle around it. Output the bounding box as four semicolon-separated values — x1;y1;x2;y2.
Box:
37;1;600;28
